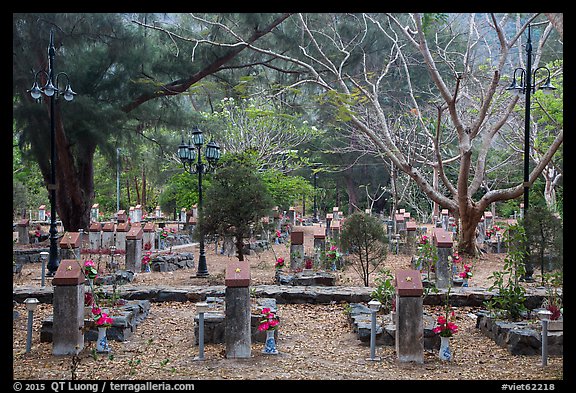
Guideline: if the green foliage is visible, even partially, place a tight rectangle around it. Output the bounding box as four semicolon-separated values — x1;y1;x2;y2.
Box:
522;205;563;281
199;155;274;260
260;169;314;211
421;13;449;35
414;235;438;284
484;224;528;321
370;268;396;313
339;212;388;286
541;271;563;320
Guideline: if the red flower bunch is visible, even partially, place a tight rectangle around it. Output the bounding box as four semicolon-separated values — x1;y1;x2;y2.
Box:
305;258;313;269
452;251;462;265
459;264;473;279
547;303;562;321
142;251;152;265
84;260;98;280
419;235;429;245
92;307;113;327
275;257;285;269
257;308;280;332
433;311;458;337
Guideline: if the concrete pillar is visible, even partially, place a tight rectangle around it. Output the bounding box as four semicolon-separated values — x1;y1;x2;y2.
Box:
325;214;333;237
116;209;127;223
272;207;281;232
484;211;493;229
394;213;406;234
101;222;115;251
405;221;417;255
52;260;85;355
288;207;296;226
329;219;341;246
433;228;453;289
143;221;156;250
59;232;81;260
17;219;30;245
134;204;142;223
90;203;99;223
313;230;326;267
395;269;424;363
115;222;130;252
332;206;340;221
224;260;251;359
290;229;305;270
441;209;449;231
38;205;46;221
89;222;102;252
125;226;143;272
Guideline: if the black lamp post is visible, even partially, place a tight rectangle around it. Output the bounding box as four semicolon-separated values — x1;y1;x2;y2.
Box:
177;127;221;277
506;23;556;282
28;30;77;276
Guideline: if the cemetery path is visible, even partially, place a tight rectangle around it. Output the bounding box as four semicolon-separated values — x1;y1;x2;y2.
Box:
13;224;563;382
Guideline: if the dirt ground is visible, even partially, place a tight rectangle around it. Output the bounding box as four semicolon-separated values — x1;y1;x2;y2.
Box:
12;223;564;382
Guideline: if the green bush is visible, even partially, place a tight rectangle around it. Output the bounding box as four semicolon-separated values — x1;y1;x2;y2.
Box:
340;212;388;286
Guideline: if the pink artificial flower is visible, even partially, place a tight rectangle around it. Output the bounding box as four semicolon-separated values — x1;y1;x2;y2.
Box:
95;312;113;326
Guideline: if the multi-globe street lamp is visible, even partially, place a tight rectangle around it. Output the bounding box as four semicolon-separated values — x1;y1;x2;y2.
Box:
177;127;221;277
506;23;556;282
28;30;77;276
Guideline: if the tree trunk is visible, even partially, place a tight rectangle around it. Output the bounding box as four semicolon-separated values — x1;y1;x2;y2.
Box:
458;205;485;256
343;170;358;214
235;233;245;262
52;103;94;232
141;166;147;209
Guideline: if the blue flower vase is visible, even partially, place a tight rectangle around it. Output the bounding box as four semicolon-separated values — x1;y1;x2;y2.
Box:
96;327;111;353
439;336;452;361
262;330;278;355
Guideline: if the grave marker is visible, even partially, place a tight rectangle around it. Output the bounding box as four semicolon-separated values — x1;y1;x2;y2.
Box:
433;228;453;289
125;226;143;272
117;209;127;223
143;221;156;250
135;204;142;223
290;228;305;269
90;203;99;223
89;222;102;251
441;209;449;231
17;218;30;245
225;260;251;358
101;222;115;250
404;220;417;255
52;260;85;355
59;232;81;259
313;229;326;267
115;222;130;251
395;269;424;363
38;205;46;221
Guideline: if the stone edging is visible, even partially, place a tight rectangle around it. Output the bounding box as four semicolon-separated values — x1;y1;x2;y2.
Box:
13;284;551;309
